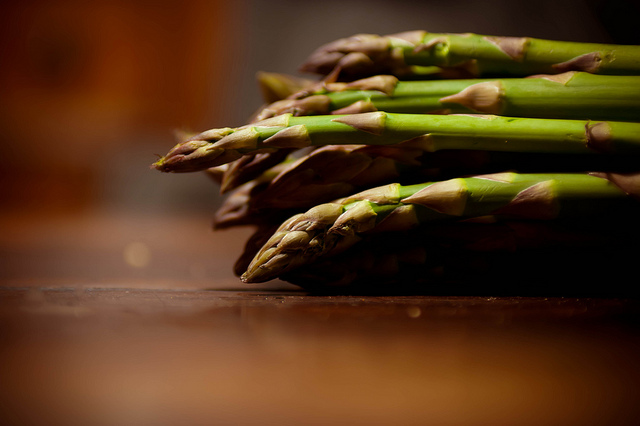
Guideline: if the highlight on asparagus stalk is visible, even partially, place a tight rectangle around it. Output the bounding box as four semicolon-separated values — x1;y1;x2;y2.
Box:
300;31;640;80
152;112;640;173
240;172;640;283
254;72;640;121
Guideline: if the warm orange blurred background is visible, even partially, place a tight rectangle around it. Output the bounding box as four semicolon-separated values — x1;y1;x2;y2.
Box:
0;0;246;214
0;0;638;285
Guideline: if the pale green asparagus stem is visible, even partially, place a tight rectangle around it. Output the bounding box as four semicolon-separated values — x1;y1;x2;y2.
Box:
255;72;640;121
152;112;640;173
241;172;640;283
300;31;640;80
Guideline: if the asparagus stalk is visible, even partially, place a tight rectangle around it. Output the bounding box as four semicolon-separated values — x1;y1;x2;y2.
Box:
221;71;640;191
251;144;418;209
215;143;640;224
255;72;640;121
152;112;640;173
223;72;640;193
250;145;640;211
300;31;640;80
241;172;640;283
214;146;487;225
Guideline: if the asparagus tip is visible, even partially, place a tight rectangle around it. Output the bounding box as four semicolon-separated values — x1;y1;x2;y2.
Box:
150;157;166;172
241;252;291;283
151;138;227;173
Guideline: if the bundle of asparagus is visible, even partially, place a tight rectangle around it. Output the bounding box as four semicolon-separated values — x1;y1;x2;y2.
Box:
153;30;640;293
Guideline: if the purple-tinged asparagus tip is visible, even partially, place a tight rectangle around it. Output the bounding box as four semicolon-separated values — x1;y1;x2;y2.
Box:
151;139;225;173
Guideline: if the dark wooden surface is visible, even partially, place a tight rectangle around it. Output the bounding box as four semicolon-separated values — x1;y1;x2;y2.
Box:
1;210;639;426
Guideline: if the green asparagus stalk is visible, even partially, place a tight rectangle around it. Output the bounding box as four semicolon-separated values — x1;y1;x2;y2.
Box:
215;144;640;224
221;72;640;192
151;112;640;173
300;31;640;80
255;72;640;121
222;71;640;191
249;146;640;211
241;172;640;283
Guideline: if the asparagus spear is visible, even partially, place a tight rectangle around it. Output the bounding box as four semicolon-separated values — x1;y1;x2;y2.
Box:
241;172;640;283
249;146;640;211
219;71;640;192
299;31;640;80
214;147;496;225
215;143;640;224
255;72;640;121
152;112;640;173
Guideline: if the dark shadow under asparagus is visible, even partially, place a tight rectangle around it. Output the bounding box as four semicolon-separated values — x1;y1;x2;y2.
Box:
280;220;640;296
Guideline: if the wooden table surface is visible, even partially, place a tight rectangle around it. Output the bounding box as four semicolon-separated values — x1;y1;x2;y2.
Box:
1;210;639;426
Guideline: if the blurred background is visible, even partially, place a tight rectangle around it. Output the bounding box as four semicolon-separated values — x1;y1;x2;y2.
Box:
0;0;638;287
